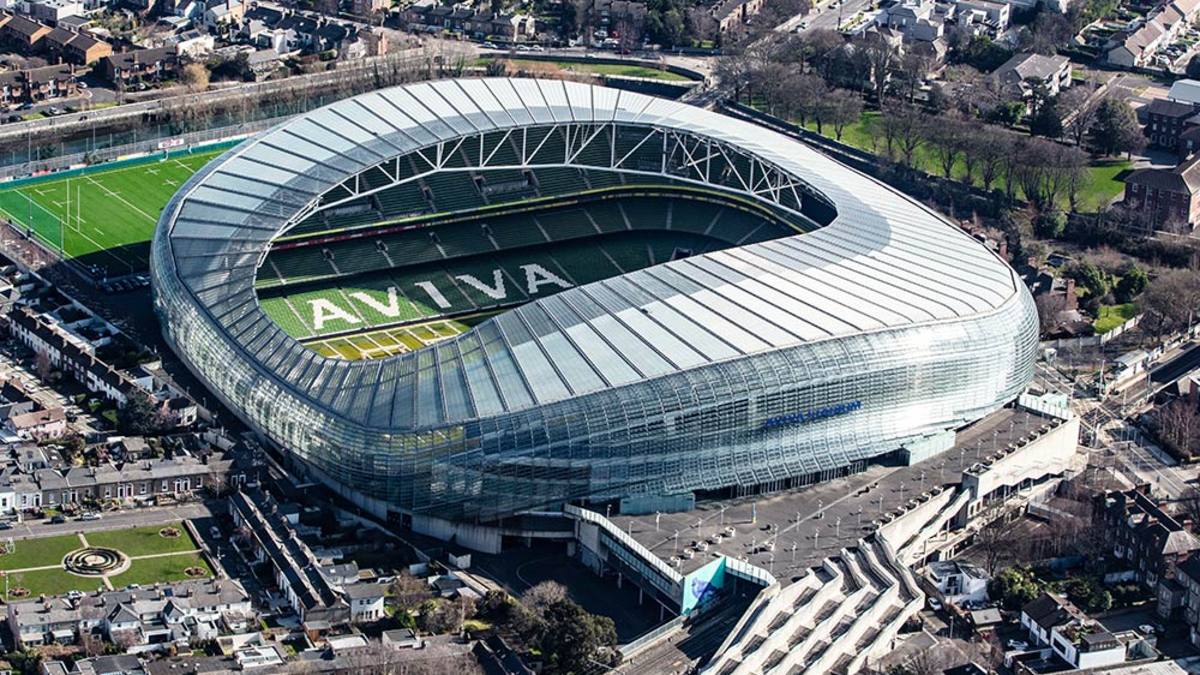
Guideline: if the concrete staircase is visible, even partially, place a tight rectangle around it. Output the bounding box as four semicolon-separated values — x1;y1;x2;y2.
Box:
701;537;923;675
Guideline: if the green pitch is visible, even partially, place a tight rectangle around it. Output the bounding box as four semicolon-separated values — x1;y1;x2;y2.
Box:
0;149;224;276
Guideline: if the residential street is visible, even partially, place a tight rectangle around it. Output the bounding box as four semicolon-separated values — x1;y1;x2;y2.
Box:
2;502;214;540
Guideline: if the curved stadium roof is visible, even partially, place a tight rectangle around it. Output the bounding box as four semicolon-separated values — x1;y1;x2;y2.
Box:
154;78;1021;431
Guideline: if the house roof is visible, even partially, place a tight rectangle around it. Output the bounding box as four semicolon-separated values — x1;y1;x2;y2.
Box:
8;406;64;430
341;582;386;600
995;52;1069;85
102;47;176;70
1147;97;1196;119
1170;79;1200;106
1126;153;1200;194
1118;21;1164;54
3;15;49;38
1022;591;1086;632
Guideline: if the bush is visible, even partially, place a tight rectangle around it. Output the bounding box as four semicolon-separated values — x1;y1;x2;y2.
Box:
1115;266;1148;303
1034;211;1067;238
990;566;1041;610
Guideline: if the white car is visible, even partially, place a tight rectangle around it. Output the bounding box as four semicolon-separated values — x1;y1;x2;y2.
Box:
79;512;100;521
1007;640;1028;651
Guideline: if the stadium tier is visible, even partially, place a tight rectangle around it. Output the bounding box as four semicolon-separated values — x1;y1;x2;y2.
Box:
258;231;719;340
153;79;1037;531
257;196;791;288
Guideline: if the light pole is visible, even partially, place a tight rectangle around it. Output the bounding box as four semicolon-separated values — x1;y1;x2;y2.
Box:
814;527;820;550
835;517;841;539
673;529;679;554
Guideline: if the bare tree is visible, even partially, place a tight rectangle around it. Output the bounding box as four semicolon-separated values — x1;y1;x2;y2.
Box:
824;89;863;141
976;127;1011;192
1155;398;1200;459
1141;269;1200;338
882;106;926;167
925;116;966;179
521;580;567;620
860;33;897;105
35;349;52;381
1061;86;1102;149
1035;293;1067;335
975;516;1025;575
390;572;432;613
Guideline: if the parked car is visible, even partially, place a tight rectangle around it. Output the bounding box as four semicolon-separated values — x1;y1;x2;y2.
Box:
1007;640;1028;651
0;521;13;530
49;514;65;524
79;512;100;521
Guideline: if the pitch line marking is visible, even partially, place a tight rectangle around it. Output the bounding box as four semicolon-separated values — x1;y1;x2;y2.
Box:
6;190;135;269
83;175;157;224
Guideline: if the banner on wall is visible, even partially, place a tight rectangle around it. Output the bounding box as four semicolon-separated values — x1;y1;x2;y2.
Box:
680;556;726;615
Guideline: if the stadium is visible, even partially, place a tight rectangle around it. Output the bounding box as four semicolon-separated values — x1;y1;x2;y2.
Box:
149;78;1039;540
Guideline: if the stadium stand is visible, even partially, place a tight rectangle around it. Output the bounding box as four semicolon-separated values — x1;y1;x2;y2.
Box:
532;167;583;196
423;172;487;212
260;194;794;289
259;231;718;340
375;183;431;219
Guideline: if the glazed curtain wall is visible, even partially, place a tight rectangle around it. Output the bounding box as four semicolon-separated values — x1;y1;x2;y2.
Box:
154;211;1037;522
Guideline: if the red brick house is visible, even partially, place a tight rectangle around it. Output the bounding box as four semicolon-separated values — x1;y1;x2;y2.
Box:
1123;153;1200;231
0;64;77;106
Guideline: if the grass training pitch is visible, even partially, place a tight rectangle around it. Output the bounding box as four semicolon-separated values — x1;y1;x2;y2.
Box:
0;148;225;276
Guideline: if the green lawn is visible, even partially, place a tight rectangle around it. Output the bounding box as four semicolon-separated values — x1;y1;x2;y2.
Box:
86;523;199;558
110;553;212;587
801;111;1129;213
0;534;82;571
1095;303;1139;333
485;58;694;81
2;567;105;600
0;148;224;276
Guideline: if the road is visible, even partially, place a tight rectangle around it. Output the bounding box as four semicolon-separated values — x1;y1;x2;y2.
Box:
779;0;873;34
2;502;214;541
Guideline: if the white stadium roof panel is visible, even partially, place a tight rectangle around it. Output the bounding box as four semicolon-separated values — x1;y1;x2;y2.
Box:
155;78;1022;431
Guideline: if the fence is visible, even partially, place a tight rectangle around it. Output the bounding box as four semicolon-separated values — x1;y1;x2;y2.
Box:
0;116;284;182
1040;314;1141;351
0;45;471;169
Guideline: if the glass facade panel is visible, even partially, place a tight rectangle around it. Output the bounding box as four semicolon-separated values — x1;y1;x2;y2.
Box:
151;79;1039;524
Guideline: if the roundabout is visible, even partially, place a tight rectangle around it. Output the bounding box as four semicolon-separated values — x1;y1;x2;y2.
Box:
63;547;130;577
